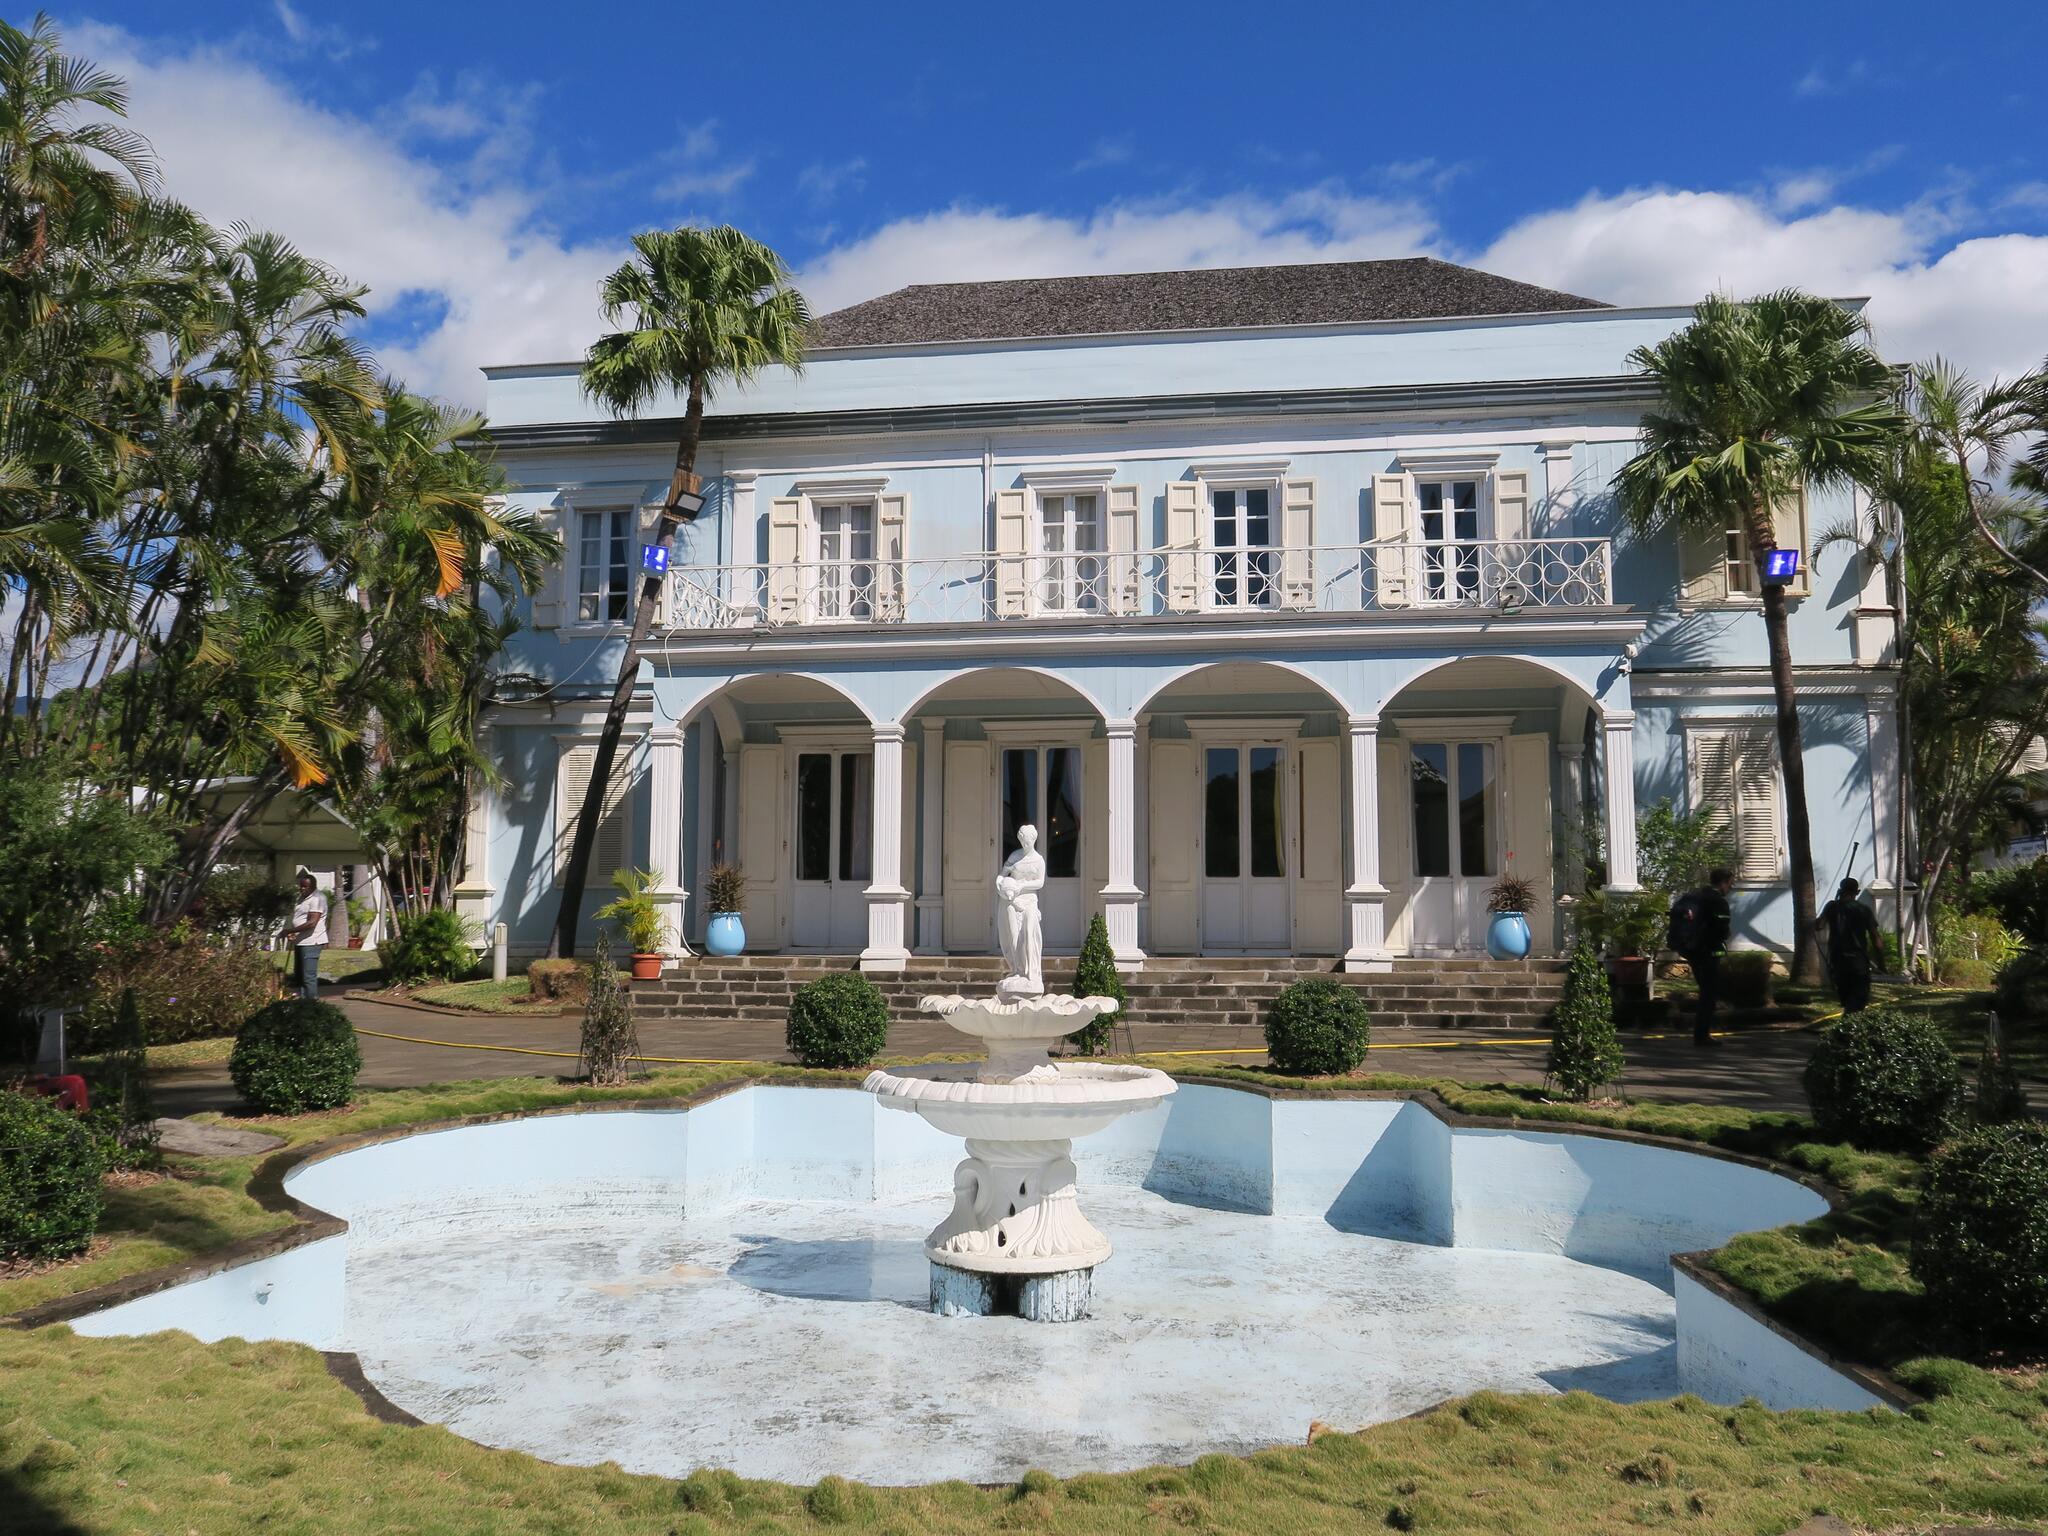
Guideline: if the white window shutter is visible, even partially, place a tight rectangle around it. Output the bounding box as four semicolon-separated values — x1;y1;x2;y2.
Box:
994;488;1031;616
1772;489;1811;596
558;743;633;884
638;503;668;627
1281;477;1315;609
1680;521;1726;604
530;506;565;628
1164;481;1201;612
556;745;592;880
766;496;802;622
1493;469;1531;545
1734;730;1782;882
1106;483;1142;614
877;492;909;620
595;754;630;878
1372;474;1413;608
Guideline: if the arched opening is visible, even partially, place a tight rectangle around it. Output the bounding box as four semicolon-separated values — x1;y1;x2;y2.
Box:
1374;656;1606;958
902;667;1108;956
1136;662;1351;958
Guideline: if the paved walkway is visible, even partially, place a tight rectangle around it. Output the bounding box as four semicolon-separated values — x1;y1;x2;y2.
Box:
151;990;1825;1117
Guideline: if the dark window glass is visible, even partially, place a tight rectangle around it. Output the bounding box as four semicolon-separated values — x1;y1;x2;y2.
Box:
1044;746;1082;879
1411;743;1450;878
606;509;630;621
1457;743;1494;878
1204;747;1240;879
1244;487;1270;548
1249;745;1285;878
1002;748;1037;857
837;752;872;882
795;753;831;881
1452;480;1478;511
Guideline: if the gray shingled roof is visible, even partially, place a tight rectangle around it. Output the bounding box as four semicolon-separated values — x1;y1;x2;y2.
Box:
808;257;1607;348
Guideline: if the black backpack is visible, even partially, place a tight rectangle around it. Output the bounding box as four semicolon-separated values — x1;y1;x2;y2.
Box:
1667;891;1707;954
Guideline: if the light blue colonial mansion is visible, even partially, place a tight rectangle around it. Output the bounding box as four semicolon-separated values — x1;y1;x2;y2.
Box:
459;258;1902;972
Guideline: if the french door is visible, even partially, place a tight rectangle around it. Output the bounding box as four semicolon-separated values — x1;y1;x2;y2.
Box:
998;744;1085;950
1407;739;1499;952
1417;479;1482;603
810;501;876;621
791;748;872;948
1199;742;1291;949
1037;492;1104;613
1206;486;1279;609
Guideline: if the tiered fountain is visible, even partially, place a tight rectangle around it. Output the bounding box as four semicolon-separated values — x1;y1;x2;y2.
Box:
864;826;1176;1321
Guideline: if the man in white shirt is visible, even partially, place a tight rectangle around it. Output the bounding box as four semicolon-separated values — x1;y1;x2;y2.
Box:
281;870;330;1000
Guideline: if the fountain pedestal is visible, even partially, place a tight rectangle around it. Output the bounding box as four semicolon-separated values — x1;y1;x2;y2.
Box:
863;995;1175;1322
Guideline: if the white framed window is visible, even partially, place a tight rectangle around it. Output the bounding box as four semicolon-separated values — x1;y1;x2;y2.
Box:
1415;478;1484;602
1206;483;1279;609
1687;721;1782;884
811;499;877;621
1723;515;1756;595
1680;492;1811;605
576;508;633;623
1036;491;1105;612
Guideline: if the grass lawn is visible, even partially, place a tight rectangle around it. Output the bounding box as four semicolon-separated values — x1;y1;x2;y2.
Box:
407;976;566;1013
4;1063;2044;1535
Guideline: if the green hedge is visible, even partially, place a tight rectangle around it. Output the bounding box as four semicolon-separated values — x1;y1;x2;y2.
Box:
1802;1008;1964;1153
1993;946;2048;1030
0;1088;107;1260
228;999;362;1113
1719;950;1775;1009
785;974;890;1069
71;940;276;1052
1264;979;1371;1076
1912;1123;2048;1354
381;908;479;985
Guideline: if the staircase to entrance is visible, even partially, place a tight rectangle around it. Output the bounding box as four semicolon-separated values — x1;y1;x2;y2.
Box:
632;955;1565;1034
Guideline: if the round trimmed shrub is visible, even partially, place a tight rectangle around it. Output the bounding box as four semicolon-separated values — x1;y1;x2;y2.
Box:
1993;946;2048;1030
229;999;362;1113
785;974;890;1069
0;1088;108;1260
1912;1123;2048;1354
1801;1007;1964;1152
381;907;479;985
1265;978;1371;1076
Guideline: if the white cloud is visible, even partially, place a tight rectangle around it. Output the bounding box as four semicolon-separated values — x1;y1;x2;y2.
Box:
796;188;1439;315
1479;187;2048;382
1072;135;1135;173
796;157;867;204
655;119;754;205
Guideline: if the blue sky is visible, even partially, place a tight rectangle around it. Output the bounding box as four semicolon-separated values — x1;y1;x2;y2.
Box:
50;1;2048;403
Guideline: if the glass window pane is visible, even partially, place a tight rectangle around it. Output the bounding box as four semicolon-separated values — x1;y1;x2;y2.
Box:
1044;746;1082;880
1454;507;1478;541
1073;494;1101;549
1249;746;1285;878
1204;747;1240;879
1457;742;1495;878
795;754;831;881
607;510;630;621
1245;487;1270;548
1002;748;1037;857
1421;509;1444;541
1452;480;1478;511
1418;483;1444;512
1411;743;1450;878
1212;489;1238;548
578;512;602;620
838;752;873;883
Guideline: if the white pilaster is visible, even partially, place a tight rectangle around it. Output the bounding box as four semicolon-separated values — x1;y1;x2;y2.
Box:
1602;712;1641;892
452;728;495;936
1540;440;1578;536
647;725;691;959
861;721;912;971
1866;699;1901;897
1557;742;1588;894
1101;719;1145;969
916;719;945;952
1342;714;1391;972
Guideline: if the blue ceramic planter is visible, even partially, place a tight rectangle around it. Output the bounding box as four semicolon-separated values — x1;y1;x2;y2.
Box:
1485;911;1532;961
706;912;746;957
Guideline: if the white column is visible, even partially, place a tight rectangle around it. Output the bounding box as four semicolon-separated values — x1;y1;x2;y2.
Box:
1342;714;1391;972
915;720;945;951
1102;719;1145;969
1602;712;1640;892
647;724;691;959
452;727;495;936
1557;742;1588;894
1866;699;1900;899
861;722;912;971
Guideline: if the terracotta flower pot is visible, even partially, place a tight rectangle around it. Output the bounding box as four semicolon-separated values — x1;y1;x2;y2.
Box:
630;953;664;980
1603;955;1653;989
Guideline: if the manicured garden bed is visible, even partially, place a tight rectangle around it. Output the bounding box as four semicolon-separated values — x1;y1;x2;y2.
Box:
4;1061;2043;1535
406;977;568;1014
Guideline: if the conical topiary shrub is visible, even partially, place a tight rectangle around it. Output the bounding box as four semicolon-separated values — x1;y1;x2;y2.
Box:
1067;913;1126;1056
1548;938;1623;1101
579;933;640;1086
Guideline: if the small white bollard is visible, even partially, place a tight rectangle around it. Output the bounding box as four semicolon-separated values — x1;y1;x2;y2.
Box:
492;922;509;984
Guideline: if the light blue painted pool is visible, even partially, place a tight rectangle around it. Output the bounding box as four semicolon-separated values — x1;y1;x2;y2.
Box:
71;1085;1881;1484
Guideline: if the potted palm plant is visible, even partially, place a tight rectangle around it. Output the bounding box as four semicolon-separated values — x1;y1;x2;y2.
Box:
1485;862;1537;960
704;863;747;956
344;896;376;950
1582;887;1662;992
595;868;667;979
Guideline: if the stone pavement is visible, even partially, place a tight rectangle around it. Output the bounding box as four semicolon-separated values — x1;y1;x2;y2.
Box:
149;988;1825;1117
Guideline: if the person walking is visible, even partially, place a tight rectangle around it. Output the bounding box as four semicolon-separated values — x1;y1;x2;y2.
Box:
280;870;330;1001
1818;877;1883;1013
1668;868;1735;1047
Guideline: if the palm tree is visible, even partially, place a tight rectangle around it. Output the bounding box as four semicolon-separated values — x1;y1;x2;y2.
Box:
549;226;809;958
1616;291;1901;983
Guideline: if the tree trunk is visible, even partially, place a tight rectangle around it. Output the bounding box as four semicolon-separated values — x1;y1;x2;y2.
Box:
548;382;706;959
1759;575;1822;983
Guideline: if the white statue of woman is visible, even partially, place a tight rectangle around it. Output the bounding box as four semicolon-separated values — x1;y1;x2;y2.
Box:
995;825;1046;999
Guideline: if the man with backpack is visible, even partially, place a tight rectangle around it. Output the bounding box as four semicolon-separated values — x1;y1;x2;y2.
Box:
1669;869;1734;1047
1818;877;1883;1013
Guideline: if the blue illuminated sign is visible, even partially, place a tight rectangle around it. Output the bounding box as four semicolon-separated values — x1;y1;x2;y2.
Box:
1760;548;1800;583
641;544;671;574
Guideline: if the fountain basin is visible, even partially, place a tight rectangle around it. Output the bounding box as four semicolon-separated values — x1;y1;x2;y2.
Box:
863;1060;1176;1142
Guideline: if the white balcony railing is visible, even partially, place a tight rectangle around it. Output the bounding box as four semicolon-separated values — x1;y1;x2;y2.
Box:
664;537;1612;632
